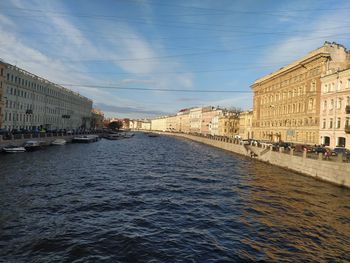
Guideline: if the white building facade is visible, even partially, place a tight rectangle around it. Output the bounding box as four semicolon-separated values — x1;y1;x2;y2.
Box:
320;68;350;148
1;61;92;131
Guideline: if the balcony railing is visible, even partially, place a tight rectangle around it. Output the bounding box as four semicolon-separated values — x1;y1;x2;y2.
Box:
345;125;350;133
346;105;350;114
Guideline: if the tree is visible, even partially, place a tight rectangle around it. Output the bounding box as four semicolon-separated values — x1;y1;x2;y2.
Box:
227;106;243;114
108;121;123;131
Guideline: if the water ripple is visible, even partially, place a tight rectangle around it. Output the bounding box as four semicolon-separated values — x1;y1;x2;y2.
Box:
1;133;350;262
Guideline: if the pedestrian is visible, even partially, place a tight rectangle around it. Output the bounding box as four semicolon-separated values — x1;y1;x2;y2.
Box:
324;149;330;160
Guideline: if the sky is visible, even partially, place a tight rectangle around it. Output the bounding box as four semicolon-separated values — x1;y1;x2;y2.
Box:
1;0;350;118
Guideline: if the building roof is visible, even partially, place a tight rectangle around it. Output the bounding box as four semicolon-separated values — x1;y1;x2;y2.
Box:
0;59;92;103
252;42;348;86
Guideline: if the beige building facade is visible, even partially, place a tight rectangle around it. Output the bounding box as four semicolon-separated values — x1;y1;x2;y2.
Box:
239;110;253;139
166;115;179;132
201;107;222;136
189;107;202;133
177;109;190;133
209;115;220;136
141;120;151;130
320;68;350;148
151;117;167;131
252;42;350;144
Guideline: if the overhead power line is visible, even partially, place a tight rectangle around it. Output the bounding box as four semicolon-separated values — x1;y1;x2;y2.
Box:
131;0;350;14
2;3;350;20
3;33;349;63
58;84;322;95
58;84;253;93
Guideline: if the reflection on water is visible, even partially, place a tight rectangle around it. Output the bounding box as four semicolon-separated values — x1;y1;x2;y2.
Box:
0;133;350;262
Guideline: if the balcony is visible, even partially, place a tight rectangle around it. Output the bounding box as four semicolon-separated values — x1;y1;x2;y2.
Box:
345;125;350;134
346;105;350;114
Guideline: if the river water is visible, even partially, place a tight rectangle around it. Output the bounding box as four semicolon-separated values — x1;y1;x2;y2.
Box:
1;133;350;262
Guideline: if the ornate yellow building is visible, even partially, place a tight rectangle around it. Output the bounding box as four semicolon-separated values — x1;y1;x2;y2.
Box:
251;42;350;144
218;111;240;138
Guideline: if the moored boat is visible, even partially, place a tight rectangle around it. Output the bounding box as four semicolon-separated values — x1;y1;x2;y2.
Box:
72;135;99;143
23;140;42;151
124;133;135;139
3;145;26;153
148;133;159;137
51;139;67;145
103;133;124;140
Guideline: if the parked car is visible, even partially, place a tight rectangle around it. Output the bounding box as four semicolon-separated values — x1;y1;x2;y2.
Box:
241;139;252;145
274;142;292;150
0;128;9;135
331;147;350;156
294;144;313;152
312;146;327;154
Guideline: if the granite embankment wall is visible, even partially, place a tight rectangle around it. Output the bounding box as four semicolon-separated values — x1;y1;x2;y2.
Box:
160;132;350;189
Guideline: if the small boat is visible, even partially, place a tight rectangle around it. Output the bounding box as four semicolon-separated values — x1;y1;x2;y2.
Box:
3;145;26;153
124;133;135;139
72;135;99;143
148;133;159;137
51;139;66;145
103;133;124;140
23;140;42;151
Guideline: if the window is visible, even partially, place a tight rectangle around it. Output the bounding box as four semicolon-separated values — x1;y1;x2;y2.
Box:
337;98;342;109
337;118;341;128
308;98;314;110
311;80;316;92
331;83;335;91
330;118;333;129
322;119;326;129
323;100;327;110
330;99;334;109
324;136;330;146
337;81;342;91
324;84;328;93
338;137;346;147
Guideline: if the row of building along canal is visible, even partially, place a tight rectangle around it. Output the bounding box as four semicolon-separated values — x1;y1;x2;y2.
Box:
0;132;350;262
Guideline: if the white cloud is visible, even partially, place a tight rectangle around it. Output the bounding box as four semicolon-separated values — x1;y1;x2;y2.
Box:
0;0;196;118
0;14;15;27
258;7;350;69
